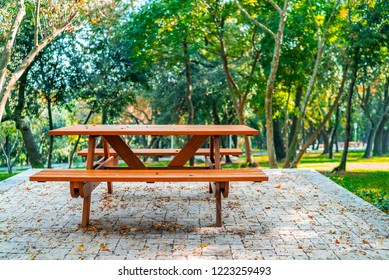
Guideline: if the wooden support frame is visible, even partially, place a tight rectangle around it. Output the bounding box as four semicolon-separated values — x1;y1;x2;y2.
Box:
168;135;208;167
33;124;264;228
103;135;147;170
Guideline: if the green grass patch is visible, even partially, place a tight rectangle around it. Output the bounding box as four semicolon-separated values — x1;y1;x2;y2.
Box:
252;150;389;214
327;171;389;214
0;172;16;181
0;168;29;182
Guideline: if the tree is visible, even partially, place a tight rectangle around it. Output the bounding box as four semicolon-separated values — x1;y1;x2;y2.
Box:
30;36;79;168
283;0;341;167
235;0;289;168
202;0;263;166
0;121;22;174
0;0;80;122
335;0;389;170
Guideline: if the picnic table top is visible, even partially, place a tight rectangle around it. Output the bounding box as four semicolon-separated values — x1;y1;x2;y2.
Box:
49;124;258;136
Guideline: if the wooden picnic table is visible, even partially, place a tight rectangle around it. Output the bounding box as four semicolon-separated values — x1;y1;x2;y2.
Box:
30;124;268;227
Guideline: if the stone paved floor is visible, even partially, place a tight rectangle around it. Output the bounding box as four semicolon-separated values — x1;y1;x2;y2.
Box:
0;169;388;260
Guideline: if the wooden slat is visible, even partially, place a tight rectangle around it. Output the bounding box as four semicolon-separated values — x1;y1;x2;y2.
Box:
50;124;258;136
104;166;210;170
77;148;243;157
168;135;209;167
213;136;221;169
86;136;96;170
102;139;114;194
30;169;269;183
103;135;147;170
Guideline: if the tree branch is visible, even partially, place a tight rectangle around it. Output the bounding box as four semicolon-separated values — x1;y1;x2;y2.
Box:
34;0;41;48
234;0;275;38
267;0;282;15
0;10;78;122
0;0;26;97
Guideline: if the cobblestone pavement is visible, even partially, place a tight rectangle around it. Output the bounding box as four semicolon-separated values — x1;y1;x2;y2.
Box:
0;169;388;260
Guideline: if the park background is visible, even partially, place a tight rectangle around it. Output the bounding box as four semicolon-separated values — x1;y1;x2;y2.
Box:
0;0;388;216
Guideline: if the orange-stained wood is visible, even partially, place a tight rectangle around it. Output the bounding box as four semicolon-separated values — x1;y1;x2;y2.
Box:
168;135;209;167
82;195;91;227
49;124;258;136
77;148;243;157
102;135;147;170
102;138;114;193
30;169;269;183
86;136;96;170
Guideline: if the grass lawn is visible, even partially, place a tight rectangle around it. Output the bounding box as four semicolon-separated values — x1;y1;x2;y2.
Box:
0;172;16;181
328;171;389;214
253;150;389;214
0;169;28;182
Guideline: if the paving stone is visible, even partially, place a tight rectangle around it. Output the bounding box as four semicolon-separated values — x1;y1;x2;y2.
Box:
0;169;388;260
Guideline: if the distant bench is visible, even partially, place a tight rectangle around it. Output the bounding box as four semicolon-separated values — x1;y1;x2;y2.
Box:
78;147;243;158
30;168;268;227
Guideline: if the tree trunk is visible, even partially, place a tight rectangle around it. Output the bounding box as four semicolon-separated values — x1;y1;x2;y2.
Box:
333;48;359;172
289;84;303;146
0;0;26;97
152;137;160;162
329;105;340;159
183;40;194;125
291;63;349;167
363;126;376;158
264;4;289;168
16;121;44;168
284;1;339;168
47;96;54;168
218;21;255;166
182;40;195;166
383;128;389;154
373;113;387;156
68;109;94;168
321;130;329;155
3;136;12;174
273;118;286;160
13;65;43;168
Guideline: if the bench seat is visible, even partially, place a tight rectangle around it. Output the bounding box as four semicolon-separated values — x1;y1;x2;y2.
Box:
30;168;268;227
30;168;267;183
77;148;243;157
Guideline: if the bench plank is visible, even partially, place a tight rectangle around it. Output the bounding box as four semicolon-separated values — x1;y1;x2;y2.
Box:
77;148;243;157
30;169;268;183
30;168;268;228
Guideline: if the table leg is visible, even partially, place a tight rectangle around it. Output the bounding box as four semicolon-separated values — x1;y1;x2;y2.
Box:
215;182;222;227
86;136;97;169
103;139;113;194
82;195;91;227
213;136;221;169
212;136;223;226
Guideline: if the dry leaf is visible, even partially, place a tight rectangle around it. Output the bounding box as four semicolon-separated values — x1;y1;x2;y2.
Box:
308;215;314;219
275;185;281;189
100;243;111;251
198;243;208;249
362;240;370;245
